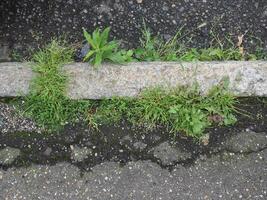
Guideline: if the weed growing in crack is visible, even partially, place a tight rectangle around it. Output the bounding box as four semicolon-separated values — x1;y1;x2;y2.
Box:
88;81;237;138
23;39;91;131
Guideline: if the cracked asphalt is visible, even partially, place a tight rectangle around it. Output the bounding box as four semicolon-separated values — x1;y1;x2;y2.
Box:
0;148;266;200
0;99;266;199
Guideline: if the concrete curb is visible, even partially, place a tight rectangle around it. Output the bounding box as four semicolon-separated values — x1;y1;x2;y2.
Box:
0;62;33;97
0;61;267;99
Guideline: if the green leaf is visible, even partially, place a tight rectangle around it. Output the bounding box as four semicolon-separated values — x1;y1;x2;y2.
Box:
100;27;111;46
101;42;118;52
83;28;96;49
107;52;125;63
223;113;237;125
83;50;95;62
93;28;101;48
94;52;103;66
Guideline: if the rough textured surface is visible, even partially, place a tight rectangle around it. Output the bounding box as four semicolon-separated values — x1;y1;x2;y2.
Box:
0;43;10;62
0;62;33;97
1;61;267;98
0;0;266;59
65;61;267;98
0;149;266;200
153;141;192;165
0;147;20;165
70;145;93;162
0;102;41;134
224;131;267;153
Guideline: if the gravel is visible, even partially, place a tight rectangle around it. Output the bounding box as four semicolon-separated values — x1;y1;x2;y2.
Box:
0;102;41;134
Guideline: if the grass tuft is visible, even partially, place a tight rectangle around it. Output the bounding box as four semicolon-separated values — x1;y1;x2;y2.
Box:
133;23;266;62
88;82;237;138
23;39;91;131
133;23;184;61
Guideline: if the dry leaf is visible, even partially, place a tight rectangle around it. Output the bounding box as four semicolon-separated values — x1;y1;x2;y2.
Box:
208;114;223;123
237;34;244;47
200;134;210;146
239;46;244;56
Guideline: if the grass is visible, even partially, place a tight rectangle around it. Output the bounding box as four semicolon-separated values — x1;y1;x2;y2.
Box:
88;81;237;138
132;23;266;62
133;24;185;61
179;47;242;61
23;39;91;131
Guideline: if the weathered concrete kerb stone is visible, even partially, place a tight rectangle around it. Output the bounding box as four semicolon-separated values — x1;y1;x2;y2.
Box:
0;61;267;99
0;62;33;97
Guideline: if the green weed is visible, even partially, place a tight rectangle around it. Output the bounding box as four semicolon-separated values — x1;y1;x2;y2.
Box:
83;27;133;67
133;24;184;61
247;47;267;60
23;39;91;131
88;82;237;138
133;23;266;62
180;47;243;61
10;50;23;62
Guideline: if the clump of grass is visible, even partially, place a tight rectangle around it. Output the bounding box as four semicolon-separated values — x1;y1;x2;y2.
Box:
179;47;243;61
133;22;266;62
133;23;184;61
88;81;237;138
23;39;91;131
83;27;133;67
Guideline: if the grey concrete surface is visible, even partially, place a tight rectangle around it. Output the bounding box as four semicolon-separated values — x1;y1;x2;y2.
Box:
0;148;266;200
1;61;267;99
